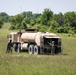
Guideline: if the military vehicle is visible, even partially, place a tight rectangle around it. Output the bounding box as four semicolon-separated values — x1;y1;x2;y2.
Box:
8;29;62;54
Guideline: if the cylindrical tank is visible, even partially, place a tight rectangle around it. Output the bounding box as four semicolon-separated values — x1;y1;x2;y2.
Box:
21;32;42;46
21;43;28;49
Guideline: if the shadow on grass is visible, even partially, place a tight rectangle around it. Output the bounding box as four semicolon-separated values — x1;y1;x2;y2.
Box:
61;53;68;56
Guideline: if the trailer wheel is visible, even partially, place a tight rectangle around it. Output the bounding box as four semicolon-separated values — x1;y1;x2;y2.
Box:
13;44;18;52
34;45;40;54
28;45;34;54
17;44;21;53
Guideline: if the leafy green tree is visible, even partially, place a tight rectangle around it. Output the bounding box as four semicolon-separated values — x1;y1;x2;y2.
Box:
30;20;36;26
57;26;64;33
40;25;48;32
57;22;75;33
64;12;76;28
10;14;23;29
0;12;9;22
0;19;4;28
53;12;65;26
9;25;15;30
9;10;76;33
21;11;32;18
24;17;30;24
40;8;53;25
31;13;41;24
0;12;8;16
14;14;23;24
32;14;41;19
48;20;59;32
36;17;41;24
21;18;27;29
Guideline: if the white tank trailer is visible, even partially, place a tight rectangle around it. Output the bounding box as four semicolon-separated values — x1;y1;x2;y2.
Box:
8;29;62;54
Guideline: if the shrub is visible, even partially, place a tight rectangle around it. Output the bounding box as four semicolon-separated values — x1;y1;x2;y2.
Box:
0;19;4;28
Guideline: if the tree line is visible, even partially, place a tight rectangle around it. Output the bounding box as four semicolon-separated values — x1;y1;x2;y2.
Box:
0;8;76;33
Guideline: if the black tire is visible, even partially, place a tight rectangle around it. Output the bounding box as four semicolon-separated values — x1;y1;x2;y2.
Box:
13;44;18;52
34;45;40;54
28;45;34;54
17;44;21;53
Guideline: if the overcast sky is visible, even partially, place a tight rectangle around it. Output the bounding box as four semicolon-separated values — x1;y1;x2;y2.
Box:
0;0;76;15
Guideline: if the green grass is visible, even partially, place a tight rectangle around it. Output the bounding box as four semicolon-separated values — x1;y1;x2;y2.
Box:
0;23;18;37
0;23;76;75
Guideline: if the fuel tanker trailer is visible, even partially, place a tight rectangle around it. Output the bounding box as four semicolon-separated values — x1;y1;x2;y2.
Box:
8;29;62;54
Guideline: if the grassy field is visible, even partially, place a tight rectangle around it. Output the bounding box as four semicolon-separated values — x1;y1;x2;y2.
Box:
0;23;76;75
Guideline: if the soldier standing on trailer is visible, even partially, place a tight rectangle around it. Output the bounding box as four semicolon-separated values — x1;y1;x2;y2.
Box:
51;41;55;55
6;40;13;53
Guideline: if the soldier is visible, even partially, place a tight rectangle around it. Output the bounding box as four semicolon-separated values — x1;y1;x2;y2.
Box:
51;41;55;55
6;40;13;53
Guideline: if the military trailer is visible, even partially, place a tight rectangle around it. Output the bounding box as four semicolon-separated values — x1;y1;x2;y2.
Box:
8;29;62;54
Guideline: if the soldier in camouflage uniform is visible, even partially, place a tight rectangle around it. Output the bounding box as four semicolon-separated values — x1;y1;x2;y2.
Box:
6;40;13;53
51;41;55;55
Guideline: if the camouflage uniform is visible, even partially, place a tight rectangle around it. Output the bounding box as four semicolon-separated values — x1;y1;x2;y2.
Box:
6;40;12;53
51;41;55;55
